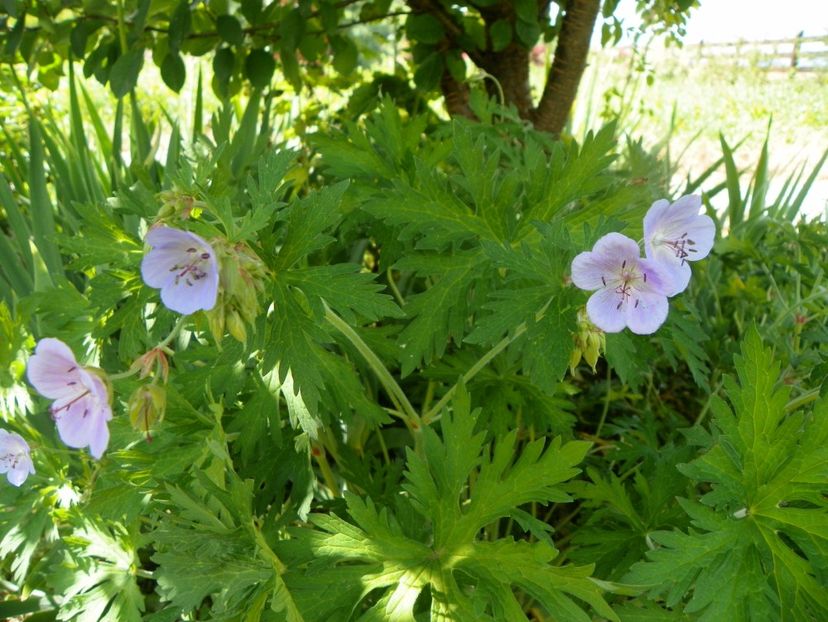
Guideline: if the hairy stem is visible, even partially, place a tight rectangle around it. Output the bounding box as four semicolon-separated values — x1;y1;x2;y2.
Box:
323;303;422;432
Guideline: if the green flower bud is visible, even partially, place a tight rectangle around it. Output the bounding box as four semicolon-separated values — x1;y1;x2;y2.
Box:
227;309;247;345
569;307;605;375
128;384;166;441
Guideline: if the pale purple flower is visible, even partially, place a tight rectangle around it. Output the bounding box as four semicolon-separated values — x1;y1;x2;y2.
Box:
571;233;675;335
0;429;35;486
26;338;112;459
644;194;716;296
141;226;219;315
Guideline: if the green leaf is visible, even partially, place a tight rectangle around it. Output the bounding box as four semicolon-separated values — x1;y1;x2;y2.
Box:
109;47;144;98
216;14;244;45
27;119;63;276
56;523;145;622
395;252;481;376
168;0;192;51
286;264;402;324
490;19;513;52
161;51;186;91
330;34;358;75
245;48;276;89
298;387;611;620
405;13;445;44
413;51;443;91
515;17;541;47
626;327;828;620
275;181;347;270
515;0;537;22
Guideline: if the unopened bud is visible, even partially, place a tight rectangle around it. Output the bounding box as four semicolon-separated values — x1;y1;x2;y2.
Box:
128;384;166;441
206;301;226;345
227;309;247;345
569;307;605;374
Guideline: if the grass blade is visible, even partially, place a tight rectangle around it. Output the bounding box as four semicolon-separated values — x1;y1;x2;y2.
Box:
27;118;64;277
719;133;743;228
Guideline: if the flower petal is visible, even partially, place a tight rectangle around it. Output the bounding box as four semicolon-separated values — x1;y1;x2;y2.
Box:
160;267;219;314
586;288;627;333
55;395;110;453
643;198;671;254
681;214;716;260
86;412;111;460
625;288;669;335
146;226;196;249
639;258;685;297
27;338;84;400
140;247;185;289
571;233;641;291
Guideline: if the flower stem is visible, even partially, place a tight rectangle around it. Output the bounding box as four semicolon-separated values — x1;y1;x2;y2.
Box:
785;388;821;413
423;322;528;424
323;302;422;432
109;316;187;381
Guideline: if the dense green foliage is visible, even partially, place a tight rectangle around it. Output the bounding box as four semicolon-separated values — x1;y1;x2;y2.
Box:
0;22;827;622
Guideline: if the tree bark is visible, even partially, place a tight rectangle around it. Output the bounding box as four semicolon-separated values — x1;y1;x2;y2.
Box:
532;0;600;135
480;43;533;119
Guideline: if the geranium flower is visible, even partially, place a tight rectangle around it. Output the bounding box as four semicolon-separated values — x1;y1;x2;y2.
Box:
643;194;716;296
141;226;219;315
0;429;35;486
571;232;675;335
26;338;112;459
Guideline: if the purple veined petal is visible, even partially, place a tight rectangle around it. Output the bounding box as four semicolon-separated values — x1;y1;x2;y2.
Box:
141;247;186;289
160;265;219;314
27;338;84;400
571;251;616;291
53;370;112;458
0;430;35;486
86;406;112;460
592;232;641;263
586;288;627;333
638;257;686;298
625;289;669;335
571;233;641;291
679;213;716;260
55;394;108;452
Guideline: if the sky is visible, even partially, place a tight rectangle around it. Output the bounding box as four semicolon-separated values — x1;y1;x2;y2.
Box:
614;0;828;43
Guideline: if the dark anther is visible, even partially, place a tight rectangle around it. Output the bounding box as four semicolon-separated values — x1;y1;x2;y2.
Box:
643;272;647;282
601;276;606;286
688;239;695;244
201;252;210;260
67;381;76;386
187;247;197;253
635;299;640;308
67;366;77;373
621;260;627;269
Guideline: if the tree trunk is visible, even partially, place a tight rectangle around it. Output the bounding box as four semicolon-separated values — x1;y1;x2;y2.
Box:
532;0;600;134
480;43;532;119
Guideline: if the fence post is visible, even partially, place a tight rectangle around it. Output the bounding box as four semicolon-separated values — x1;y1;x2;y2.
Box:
791;30;803;69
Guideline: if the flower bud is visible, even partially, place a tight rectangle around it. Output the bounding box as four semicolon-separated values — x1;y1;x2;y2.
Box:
128;384;166;441
569;307;605;375
207;241;268;345
206;300;226;346
227;309;247;345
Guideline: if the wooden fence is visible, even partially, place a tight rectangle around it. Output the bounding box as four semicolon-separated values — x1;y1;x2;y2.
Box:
690;32;828;72
599;33;828;73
